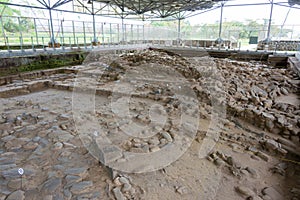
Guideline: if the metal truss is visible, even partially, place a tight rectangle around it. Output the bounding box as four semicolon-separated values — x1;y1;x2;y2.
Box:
1;0;299;20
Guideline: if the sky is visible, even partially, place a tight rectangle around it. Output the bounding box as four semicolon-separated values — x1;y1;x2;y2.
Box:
188;0;300;26
6;0;300;27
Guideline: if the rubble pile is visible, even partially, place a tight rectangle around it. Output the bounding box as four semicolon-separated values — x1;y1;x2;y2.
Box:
0;48;299;200
213;59;299;140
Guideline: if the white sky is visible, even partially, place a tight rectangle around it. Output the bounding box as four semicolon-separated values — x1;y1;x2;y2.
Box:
188;1;300;26
8;0;300;27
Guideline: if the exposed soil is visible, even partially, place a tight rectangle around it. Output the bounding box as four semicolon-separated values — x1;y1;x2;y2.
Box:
0;48;299;200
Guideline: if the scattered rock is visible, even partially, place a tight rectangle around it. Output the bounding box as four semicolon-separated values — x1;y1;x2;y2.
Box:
264;139;280;151
119;176;130;185
262;187;284;200
41;178;62;194
176;186;188;195
227;156;242;168
6;190;25;200
53;142;63;150
235;186;256;197
246;167;260;179
113;187;126;200
161;132;172;142
65;175;82;186
256;151;269;162
58;114;70;120
65;167;88;179
122;183;132;192
70;181;93;195
214;158;226;167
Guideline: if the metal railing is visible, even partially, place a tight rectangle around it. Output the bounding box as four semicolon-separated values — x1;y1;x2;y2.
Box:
1;15;300;56
0;15;146;51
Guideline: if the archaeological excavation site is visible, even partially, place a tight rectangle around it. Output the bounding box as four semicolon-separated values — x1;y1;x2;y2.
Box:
0;0;300;200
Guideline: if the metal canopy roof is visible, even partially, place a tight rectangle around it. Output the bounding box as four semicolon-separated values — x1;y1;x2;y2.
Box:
92;0;224;18
1;0;300;20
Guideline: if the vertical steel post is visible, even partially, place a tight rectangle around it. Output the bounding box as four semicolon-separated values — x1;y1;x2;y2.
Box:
218;3;224;39
178;18;181;40
48;0;55;46
142;24;145;43
137;25;139;42
6;36;10;52
18;17;24;52
83;21;87;49
121;17;125;43
109;23;112;46
34;18;39;45
101;22;104;45
31;36;34;51
42;37;45;50
117;24;120;44
124;23;127;43
61;19;64;46
60;36;64;50
91;0;98;44
131;24;133;43
148;25;150;40
72;21;76;45
47;19;50;41
266;0;274;43
217;2;224;45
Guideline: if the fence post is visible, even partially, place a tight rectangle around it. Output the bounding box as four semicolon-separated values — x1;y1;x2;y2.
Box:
42;37;46;51
137;25;139;44
121;17;125;43
6;36;10;52
109;23;112;46
34;18;39;45
101;22;104;46
142;24;145;44
72;21;76;46
69;37;72;49
18;17;24;52
61;37;64;51
131;24;133;43
83;21;86;49
61;19;64;48
117;24;120;44
31;36;35;51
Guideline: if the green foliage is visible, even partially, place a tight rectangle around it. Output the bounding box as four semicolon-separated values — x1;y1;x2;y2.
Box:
150;18;293;40
150;19;193;37
0;1;34;33
0;0;21;16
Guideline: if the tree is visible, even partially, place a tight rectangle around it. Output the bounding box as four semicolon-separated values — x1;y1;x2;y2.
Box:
150;19;193;39
1;0;34;33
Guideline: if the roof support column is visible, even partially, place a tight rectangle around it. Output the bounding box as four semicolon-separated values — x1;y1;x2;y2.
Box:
265;0;274;43
121;17;125;43
178;18;181;41
48;1;56;47
91;0;98;45
216;2;224;44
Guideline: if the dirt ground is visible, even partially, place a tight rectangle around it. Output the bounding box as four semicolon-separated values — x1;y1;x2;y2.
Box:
0;48;299;200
